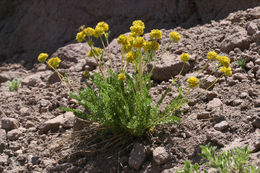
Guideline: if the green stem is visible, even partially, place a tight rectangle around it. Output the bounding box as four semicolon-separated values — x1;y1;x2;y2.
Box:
196;60;210;77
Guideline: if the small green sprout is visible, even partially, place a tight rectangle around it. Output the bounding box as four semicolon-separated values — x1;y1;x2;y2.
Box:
8;78;21;92
237;57;246;69
177;144;259;173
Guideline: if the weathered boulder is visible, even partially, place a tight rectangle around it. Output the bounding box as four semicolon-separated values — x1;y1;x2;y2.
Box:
1;0;259;63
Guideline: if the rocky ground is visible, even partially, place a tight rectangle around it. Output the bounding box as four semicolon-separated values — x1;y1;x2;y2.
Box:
0;6;260;173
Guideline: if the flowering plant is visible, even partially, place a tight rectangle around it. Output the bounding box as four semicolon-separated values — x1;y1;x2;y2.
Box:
37;20;232;137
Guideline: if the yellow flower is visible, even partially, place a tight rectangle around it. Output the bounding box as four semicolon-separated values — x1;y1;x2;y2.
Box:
132;20;145;28
76;31;85;43
88;48;103;57
117;34;128;45
143;41;159;51
169;31;181;42
219;66;232;76
187;77;199;88
83;27;95;37
96;21;109;32
133;37;144;48
180;53;191;62
150;41;159;51
130;25;144;36
207;51;218;60
150;29;162;40
93;26;104;38
217;56;230;67
125;51;137;62
37;53;48;63
118;73;126;81
48;57;61;69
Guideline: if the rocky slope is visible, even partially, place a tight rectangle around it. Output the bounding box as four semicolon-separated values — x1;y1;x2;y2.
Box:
0;5;260;173
0;0;260;65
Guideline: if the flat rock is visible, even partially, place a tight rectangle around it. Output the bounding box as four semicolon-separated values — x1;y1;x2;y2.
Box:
148;53;191;81
128;143;146;170
7;129;22;141
39;112;75;134
152;146;171;165
221;28;250;52
197;112;210;119
214;121;229;131
1;117;20;131
206;98;222;111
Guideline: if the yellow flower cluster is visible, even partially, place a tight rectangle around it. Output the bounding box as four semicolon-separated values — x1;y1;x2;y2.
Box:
143;41;159;51
207;51;218;60
118;73;126;81
187;76;199;88
48;57;61;69
217;56;230;68
169;31;181;42
179;53;191;62
133;37;144;48
83;27;95;37
76;31;85;43
38;53;48;63
206;51;232;76
125;51;137;63
76;21;109;42
150;29;162;40
219;66;232;76
88;48;103;57
130;20;145;37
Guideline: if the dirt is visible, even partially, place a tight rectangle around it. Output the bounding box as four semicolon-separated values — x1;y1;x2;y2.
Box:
0;6;260;173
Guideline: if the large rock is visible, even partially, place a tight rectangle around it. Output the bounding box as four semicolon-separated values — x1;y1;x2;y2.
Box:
128;143;146;170
220;27;251;52
148;53;191;81
1;0;259;62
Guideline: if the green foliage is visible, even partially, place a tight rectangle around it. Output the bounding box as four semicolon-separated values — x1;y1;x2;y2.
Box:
237;57;246;69
61;70;181;136
177;144;259;173
8;78;21;92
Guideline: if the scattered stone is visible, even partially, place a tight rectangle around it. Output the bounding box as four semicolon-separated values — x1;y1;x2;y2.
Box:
31;156;40;165
206;129;226;147
22;73;42;87
248;89;258;97
239;92;248;99
206;91;218;101
206;98;222;111
252;118;260;128
246;22;258;35
19;107;30;117
128;143;146;170
249;130;260;152
6;129;22;141
153;147;171;165
48;71;63;84
0;129;6;153
232;99;243;106
214;121;229;131
199;76;216;89
0;154;8;166
254;99;260;107
233;73;247;81
1;118;19;131
197;112;210;119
